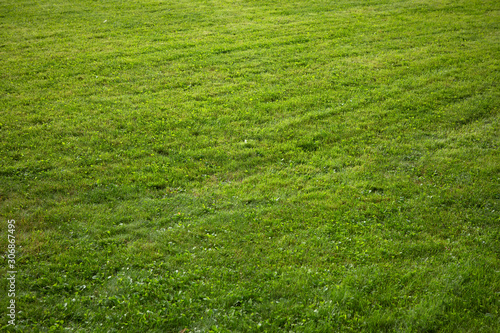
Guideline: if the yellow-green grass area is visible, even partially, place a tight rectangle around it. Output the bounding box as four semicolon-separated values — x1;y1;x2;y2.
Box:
0;0;499;331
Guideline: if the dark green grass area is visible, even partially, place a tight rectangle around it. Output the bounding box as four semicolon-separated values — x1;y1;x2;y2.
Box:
1;0;499;331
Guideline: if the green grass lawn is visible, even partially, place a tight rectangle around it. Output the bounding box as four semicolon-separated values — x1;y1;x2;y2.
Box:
1;0;499;331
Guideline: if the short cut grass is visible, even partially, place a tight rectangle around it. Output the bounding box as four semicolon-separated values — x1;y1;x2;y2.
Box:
0;0;499;331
